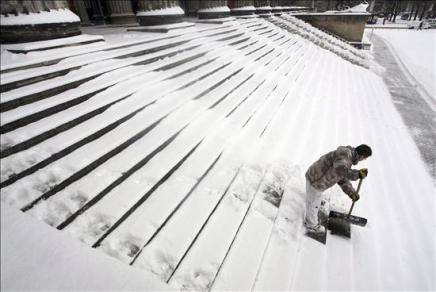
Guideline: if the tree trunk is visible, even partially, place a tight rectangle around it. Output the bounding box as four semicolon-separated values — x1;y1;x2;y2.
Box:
419;1;428;20
414;4;421;20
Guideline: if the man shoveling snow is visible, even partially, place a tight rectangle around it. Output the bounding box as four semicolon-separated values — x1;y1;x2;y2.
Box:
304;145;372;237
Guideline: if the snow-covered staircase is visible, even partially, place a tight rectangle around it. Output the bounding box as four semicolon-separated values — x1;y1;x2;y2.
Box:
1;17;434;291
1;19;314;289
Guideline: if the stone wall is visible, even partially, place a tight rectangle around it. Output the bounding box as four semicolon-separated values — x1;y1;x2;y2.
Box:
294;13;369;42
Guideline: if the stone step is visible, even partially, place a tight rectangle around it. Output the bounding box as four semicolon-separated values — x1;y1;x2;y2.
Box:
2;34;106;54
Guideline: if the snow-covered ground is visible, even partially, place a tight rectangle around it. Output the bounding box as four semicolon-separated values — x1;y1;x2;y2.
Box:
1;17;435;291
1;203;169;291
372;29;436;102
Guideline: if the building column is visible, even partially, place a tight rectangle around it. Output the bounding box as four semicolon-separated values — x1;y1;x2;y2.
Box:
229;0;256;16
88;0;106;24
198;0;230;19
254;0;272;17
136;0;184;26
106;0;136;24
69;0;91;26
0;0;81;43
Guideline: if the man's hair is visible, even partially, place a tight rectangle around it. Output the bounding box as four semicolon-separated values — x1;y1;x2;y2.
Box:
356;144;372;157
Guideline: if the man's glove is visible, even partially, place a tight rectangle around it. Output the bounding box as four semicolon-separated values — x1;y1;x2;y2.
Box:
358;168;368;179
349;191;360;202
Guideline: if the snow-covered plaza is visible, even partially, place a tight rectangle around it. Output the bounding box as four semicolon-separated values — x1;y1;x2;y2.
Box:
1;2;435;291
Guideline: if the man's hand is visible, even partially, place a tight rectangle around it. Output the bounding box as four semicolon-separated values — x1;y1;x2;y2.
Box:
358;168;368;179
349;191;360;202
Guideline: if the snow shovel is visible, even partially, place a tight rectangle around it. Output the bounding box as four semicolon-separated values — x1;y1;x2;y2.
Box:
328;177;368;238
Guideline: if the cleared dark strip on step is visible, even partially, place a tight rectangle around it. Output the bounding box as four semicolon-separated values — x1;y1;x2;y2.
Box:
225;80;266;118
273;35;286;42
57;126;190;231
259;29;275;36
154;52;208;72
208;74;255;109
174;62;232;91
88;138;204;246
245;44;267;56
165;168;241;283
254;49;275;62
216;32;246;43
133;44;201;66
20;115;166;212
238;40;259;51
246;23;263;28
0;100;154;188
266;32;280;39
7;39;105;54
228;37;251;46
253;26;269;32
165;58;218;80
260;91;290;138
128;152;223;265
204;29;239;38
1;87;110;135
0;45;201;112
265;52;283;67
193;68;244;100
0;67;81;93
114;40;190;59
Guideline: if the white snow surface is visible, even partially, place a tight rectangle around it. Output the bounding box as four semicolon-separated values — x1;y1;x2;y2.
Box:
373;29;436;101
0;203;169;291
231;6;256;12
0;8;80;25
1;18;435;291
2;34;104;52
136;6;184;16
198;6;231;13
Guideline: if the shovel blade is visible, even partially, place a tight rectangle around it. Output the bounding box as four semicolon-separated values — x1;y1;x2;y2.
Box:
329;210;367;226
328;217;351;238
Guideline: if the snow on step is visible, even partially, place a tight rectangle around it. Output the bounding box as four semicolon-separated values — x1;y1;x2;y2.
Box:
57;37;299;243
0;25;291;183
127;44;303;279
169;60;309;290
93;44;304;266
130;99;275;282
3;34;105;53
0;52;226;181
0;25;235;87
0;30;251;150
0;30;239;111
14;32;295;228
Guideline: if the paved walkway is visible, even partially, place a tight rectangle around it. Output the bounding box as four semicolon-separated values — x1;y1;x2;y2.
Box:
372;34;436;179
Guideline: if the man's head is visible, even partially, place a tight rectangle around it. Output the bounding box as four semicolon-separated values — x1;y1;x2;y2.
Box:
356;144;372;161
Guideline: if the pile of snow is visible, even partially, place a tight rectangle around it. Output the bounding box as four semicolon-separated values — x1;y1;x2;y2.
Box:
0;8;80;25
136;6;184;16
324;2;370;14
276;15;375;69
